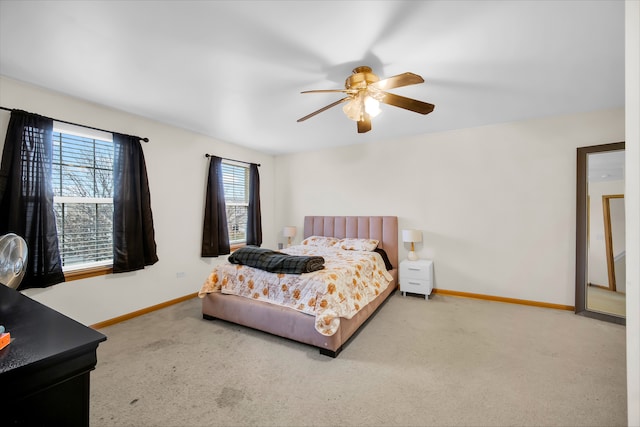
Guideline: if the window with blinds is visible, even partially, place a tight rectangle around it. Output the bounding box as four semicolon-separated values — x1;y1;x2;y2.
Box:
222;161;249;244
51;123;114;270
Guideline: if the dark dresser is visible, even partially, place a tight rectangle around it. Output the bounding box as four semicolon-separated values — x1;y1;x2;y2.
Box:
0;285;106;426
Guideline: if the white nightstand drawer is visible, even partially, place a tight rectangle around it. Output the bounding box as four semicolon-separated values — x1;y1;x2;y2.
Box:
401;264;430;279
401;278;432;294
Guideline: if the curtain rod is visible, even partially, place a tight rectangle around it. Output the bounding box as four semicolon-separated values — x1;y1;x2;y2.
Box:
205;153;260;167
0;106;149;143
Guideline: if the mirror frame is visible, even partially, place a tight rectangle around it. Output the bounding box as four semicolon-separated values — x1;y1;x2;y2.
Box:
575;141;625;325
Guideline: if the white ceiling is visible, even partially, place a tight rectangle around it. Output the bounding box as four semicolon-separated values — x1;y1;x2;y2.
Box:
589;149;625;182
0;0;624;155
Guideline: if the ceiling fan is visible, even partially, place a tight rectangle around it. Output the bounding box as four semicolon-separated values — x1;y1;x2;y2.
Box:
297;66;435;133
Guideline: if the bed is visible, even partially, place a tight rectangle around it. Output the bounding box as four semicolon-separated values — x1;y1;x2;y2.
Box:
199;215;398;357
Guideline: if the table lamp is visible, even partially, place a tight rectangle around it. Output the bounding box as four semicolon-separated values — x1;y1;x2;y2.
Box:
402;229;422;261
283;226;297;247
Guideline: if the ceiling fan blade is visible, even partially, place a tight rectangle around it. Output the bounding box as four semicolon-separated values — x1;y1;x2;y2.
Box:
297;97;350;122
370;72;424;90
379;92;435;115
357;115;372;133
301;89;356;94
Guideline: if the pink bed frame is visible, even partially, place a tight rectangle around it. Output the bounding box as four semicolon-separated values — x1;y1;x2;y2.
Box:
201;216;398;357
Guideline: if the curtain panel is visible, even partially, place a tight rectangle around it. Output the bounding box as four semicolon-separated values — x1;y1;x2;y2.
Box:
201;156;230;257
246;163;262;247
112;133;159;273
0;110;65;289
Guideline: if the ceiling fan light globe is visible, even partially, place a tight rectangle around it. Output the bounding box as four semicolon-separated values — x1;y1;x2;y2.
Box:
364;96;381;118
343;99;363;121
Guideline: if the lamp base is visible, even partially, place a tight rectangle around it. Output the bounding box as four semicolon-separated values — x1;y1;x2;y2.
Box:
407;251;418;261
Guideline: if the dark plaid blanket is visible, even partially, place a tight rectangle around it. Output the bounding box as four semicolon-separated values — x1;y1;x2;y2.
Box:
228;246;325;274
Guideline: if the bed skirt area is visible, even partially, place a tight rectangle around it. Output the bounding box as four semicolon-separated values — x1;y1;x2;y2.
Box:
202;269;397;357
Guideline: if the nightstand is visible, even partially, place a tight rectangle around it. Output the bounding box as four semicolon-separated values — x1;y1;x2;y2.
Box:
400;259;433;300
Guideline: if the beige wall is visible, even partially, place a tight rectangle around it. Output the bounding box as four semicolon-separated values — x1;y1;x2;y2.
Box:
0;76;277;325
275;109;625;307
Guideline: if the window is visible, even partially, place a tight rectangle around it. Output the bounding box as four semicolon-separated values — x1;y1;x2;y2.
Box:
222;161;249;245
51;122;114;271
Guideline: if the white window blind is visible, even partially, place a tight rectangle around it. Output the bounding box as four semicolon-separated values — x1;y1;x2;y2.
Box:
51;123;114;270
222;161;249;244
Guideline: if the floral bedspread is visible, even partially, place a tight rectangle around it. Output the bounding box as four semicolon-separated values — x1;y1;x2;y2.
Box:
198;245;393;336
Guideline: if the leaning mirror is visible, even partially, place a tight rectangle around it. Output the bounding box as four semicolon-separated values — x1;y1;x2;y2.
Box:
576;142;625;325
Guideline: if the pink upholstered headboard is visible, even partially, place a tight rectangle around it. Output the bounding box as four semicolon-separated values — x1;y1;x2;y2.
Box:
303;216;398;270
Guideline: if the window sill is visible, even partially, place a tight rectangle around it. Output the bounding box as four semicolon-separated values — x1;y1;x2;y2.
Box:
64;265;113;281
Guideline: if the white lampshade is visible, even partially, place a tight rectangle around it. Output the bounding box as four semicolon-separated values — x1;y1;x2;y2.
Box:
283;226;297;238
402;229;422;243
402;229;422;261
283;226;297;247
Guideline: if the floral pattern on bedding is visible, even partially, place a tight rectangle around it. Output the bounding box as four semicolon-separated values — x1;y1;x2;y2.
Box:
198;245;393;336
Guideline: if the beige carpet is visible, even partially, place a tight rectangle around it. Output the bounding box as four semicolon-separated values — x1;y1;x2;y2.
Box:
90;293;627;427
587;286;626;317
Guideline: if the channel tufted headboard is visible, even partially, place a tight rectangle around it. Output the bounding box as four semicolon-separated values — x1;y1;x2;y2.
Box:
303;216;398;271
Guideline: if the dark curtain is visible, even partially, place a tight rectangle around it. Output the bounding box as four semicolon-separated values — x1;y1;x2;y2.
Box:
0;110;65;289
112;133;159;273
246;163;262;246
201;156;230;256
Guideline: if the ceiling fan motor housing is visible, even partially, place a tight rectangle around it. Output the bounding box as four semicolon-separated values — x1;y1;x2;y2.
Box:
345;66;380;90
